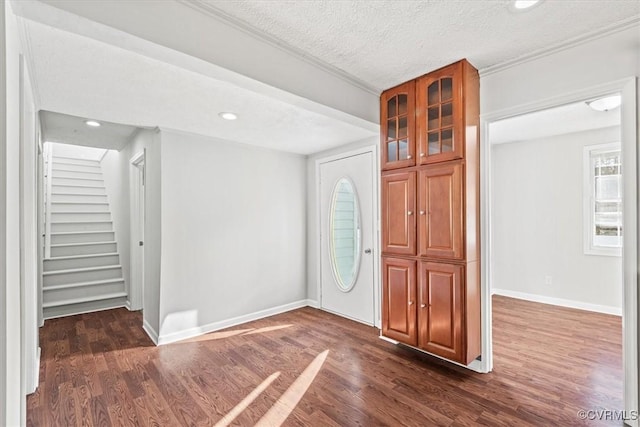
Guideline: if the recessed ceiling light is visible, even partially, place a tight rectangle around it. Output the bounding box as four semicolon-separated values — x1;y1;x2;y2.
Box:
513;0;541;10
219;112;238;121
587;95;622;112
85;120;101;127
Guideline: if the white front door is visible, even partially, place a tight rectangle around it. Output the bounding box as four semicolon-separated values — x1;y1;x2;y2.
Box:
320;151;375;325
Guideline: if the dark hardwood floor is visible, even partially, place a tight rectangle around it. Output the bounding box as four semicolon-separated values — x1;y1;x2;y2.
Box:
27;296;623;426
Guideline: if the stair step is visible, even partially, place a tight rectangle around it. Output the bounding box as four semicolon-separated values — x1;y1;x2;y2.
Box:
53;167;101;174
50;231;115;245
43;277;125;291
52;163;102;173
52;156;100;167
52;184;106;192
51;212;111;222
51;221;113;232
43;264;123;287
51;193;108;203
42;292;127;308
50;241;117;257
44;253;120;271
52;178;104;188
53;170;104;180
51;203;109;213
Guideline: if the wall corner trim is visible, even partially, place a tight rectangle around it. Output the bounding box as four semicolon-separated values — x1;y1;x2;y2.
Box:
156;299;312;345
305;299;320;309
492;288;622;316
142;319;159;345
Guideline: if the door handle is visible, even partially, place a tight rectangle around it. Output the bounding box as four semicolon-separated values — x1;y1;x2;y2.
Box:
364;248;372;254
139;241;144;246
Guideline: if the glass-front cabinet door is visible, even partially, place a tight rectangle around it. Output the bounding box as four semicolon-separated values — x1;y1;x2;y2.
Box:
381;81;415;170
416;63;464;164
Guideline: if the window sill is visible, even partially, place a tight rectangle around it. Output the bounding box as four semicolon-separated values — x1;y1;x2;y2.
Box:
585;247;622;257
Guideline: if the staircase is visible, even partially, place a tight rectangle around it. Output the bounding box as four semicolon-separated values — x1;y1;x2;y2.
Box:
43;150;127;319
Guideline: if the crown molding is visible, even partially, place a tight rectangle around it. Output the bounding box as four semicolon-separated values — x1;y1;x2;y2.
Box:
480;15;640;76
178;0;380;95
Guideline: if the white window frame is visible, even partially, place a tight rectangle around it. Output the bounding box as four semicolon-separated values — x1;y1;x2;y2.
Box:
583;142;622;257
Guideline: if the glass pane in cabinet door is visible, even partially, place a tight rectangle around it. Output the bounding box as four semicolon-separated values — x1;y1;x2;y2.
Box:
428;107;439;131
387;118;397;140
441;128;453;152
428;81;439;105
388;96;397;117
398;116;408;139
441;102;453;127
441;78;453;101
398;94;408;115
399;139;408;160
428;132;440;155
388;141;398;162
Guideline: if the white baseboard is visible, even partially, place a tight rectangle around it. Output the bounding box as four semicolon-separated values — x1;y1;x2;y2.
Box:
156;299;310;345
142;318;159;345
305;299;320;308
492;288;622;316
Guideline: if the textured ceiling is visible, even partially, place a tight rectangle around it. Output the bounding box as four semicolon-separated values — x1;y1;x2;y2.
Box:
204;0;640;90
25;20;376;155
489;97;621;145
41;110;140;150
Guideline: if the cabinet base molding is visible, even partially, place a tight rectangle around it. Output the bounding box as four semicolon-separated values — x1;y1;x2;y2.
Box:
380;333;485;372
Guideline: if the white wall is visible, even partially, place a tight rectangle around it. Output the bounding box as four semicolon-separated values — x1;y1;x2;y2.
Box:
4;2;25;425
123;129;161;337
305;137;378;303
19;52;39;397
101;147;131;301
492;126;622;312
481;24;639;114
480;23;638;415
157;129;306;342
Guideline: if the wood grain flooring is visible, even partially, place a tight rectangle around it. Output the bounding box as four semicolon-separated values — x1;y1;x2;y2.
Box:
27;296;623;426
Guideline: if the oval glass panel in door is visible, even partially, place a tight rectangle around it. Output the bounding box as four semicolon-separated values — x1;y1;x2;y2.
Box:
329;177;362;292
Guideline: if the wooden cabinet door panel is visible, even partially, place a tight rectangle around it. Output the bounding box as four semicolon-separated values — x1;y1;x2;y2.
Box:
382;257;417;345
381;81;416;170
418;262;463;362
382;171;416;255
418;161;463;259
416;62;464;164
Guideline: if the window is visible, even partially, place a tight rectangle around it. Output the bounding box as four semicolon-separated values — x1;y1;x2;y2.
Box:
584;143;622;256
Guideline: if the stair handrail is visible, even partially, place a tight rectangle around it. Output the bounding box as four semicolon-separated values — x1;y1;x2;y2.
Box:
44;144;53;258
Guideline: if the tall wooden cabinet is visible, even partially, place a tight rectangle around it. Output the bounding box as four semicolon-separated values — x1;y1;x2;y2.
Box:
381;59;480;365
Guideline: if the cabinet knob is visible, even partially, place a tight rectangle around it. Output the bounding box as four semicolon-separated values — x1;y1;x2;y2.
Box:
408;301;414;305
407;211;413;216
407;154;412;159
419;210;425;215
420;153;426;157
421;304;426;308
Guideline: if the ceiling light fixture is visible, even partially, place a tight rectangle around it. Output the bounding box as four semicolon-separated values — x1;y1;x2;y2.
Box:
85;120;101;127
513;0;541;10
587;95;622;112
219;112;238;121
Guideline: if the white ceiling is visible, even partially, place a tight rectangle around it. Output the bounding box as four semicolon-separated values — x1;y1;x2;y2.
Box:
24;19;377;155
40;110;140;150
204;0;640;90
489;97;621;145
13;0;639;155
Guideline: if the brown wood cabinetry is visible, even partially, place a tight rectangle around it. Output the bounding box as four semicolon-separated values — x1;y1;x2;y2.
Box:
382;257;417;345
380;59;480;366
381;171;416;255
381;81;416;170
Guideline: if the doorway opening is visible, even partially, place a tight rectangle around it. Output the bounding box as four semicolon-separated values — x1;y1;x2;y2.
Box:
486;93;627;422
